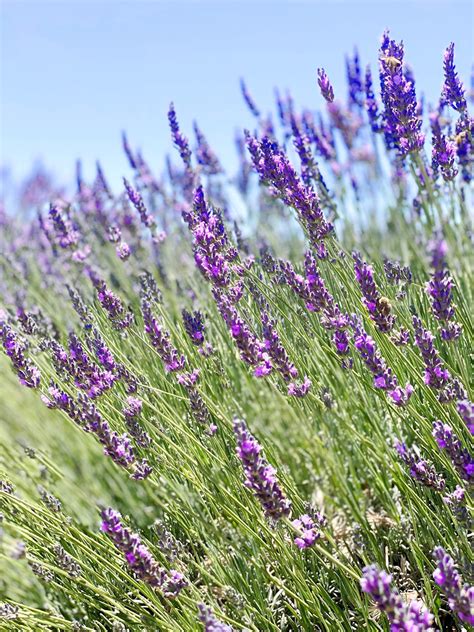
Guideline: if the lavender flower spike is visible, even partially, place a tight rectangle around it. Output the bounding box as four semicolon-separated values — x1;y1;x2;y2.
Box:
142;299;185;372
353;252;395;332
457;400;474;435
123;178;156;229
361;565;435;631
412;316;454;398
432;547;474;625
317;68;334;103
352;319;413;406
233;418;291;521
432;421;473;481
0;321;41;388
168;102;192;167
198;604;233;632
379;31;424;154
101;508;187;598
442;43;467;113
394;440;445;491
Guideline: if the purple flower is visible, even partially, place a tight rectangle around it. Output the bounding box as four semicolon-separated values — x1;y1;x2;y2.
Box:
365;65;381;132
101;508;187;598
240;78;260;118
193;122;222;175
91;276;133;330
317;68;334;103
182;309;210;354
233;418;291;521
432;547;473;625
123;397;151;448
457;399;474;435
353;252;395;333
122;131;137;169
184;187;237;289
281;254;351;360
292;512;326;549
123;178;156;229
430;115;458;181
352;319;413;406
246;134;332;252
412;316;455;399
48;204;79;249
394;440;445;491
116;242;131;261
441;43;467;113
346;49;364;109
432;421;473;480
379;31;424;154
426;236;461;341
213;288;269;372
168;103;192;168
43;384;136;468
0;322;41;388
361;565;434;631
142;299;185;372
287;376;312;398
198;604;233;632
261;310;298;382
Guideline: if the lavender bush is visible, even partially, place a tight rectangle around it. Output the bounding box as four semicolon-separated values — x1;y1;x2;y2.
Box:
0;31;472;631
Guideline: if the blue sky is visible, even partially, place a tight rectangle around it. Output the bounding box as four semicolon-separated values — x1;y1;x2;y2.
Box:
1;0;473;190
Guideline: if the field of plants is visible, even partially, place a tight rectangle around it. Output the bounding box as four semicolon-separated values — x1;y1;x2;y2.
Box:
0;30;473;631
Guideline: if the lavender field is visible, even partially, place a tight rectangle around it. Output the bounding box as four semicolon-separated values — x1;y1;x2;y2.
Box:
0;29;473;631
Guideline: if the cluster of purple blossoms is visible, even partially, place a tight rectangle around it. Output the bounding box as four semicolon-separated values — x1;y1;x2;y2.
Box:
141;299;185;372
67;334;116;397
454;116;474;183
123;178;156;229
353;252;395;333
182;309;213;357
183;187;238;289
101;508;187;598
383;258;412;286
123;397;151;448
426;236;461;341
0;321;41;388
432;547;474;625
291;511;326;549
412;316;462;402
430;113;458;181
394;440;445;491
90;275;133;330
246;134;333;255
213;288;270;375
432;421;473;481
317;68;334;103
365;65;381;132
233;419;291;522
441;43;467;114
346;49;364;110
352;319;413;406
361;565;435;631
240;78;260;118
457;400;474;435
379;31;424;154
261;310;298;382
193;123;222;175
281;255;351;360
168;102;192;168
47;204;79;249
42;383;143;472
86;329;138;394
198;604;233;632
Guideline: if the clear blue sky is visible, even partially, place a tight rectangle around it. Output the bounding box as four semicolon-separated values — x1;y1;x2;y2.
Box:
1;0;473;190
